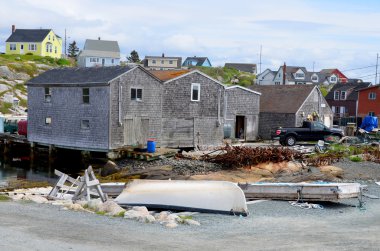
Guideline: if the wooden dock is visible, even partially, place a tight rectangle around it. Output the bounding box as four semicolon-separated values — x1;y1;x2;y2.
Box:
125;148;178;161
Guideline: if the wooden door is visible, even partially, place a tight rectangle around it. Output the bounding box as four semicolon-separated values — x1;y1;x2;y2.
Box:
124;117;149;146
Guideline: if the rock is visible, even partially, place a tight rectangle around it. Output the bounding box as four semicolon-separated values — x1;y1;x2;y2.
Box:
87;199;103;211
184;219;201;226
318;165;344;178
165;221;178;228
98;200;125;216
139;214;156;223
15;72;30;80
132;206;149;215
0;66;17;80
101;161;120;177
254;161;302;175
68;203;85;211
22;195;48;204
167;214;181;223
124;210;144;220
155;211;170;222
11;194;24;201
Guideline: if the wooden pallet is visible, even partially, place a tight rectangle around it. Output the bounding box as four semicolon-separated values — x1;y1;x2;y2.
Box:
125;148;178;161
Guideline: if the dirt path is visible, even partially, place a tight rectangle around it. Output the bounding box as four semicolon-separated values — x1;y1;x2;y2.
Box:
1;184;380;251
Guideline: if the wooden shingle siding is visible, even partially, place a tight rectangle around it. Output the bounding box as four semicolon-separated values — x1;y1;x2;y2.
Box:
109;67;162;149
162;72;224;147
27;86;110;151
225;87;260;140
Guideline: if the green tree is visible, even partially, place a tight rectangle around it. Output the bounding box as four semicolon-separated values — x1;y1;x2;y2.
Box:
68;41;79;58
127;50;140;63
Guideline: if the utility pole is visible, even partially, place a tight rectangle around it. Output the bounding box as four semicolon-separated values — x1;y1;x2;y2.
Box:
64;29;67;58
259;45;262;74
313;61;315;72
376;53;379;85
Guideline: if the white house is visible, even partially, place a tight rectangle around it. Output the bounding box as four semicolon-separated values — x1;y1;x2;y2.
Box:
77;38;120;67
256;69;276;85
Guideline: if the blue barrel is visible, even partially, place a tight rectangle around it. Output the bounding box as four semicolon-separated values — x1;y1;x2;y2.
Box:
147;139;156;153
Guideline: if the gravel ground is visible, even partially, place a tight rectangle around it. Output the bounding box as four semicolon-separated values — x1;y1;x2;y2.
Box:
334;159;380;182
1;183;380;251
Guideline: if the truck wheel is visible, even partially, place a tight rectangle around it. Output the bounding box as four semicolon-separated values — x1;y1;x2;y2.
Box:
285;136;296;146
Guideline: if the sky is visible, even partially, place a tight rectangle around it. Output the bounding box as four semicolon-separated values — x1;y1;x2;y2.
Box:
1;0;380;82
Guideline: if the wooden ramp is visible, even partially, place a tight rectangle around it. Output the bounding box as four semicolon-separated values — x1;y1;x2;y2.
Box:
125;148;178;161
239;182;362;201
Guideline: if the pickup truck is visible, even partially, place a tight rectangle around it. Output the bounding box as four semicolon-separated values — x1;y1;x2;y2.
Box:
273;121;344;146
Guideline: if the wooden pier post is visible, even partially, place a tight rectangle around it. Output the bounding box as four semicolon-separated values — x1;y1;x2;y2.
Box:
3;139;10;164
30;142;35;168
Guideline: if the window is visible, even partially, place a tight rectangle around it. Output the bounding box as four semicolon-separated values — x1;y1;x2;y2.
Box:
330;76;337;82
45;117;51;125
53;36;55;41
29;43;37;51
45;43;52;53
169;60;173;64
10;44;16;51
191;83;200;101
152;60;156;64
83;88;90;104
369;92;376;100
131;88;142;101
81;120;90;129
334;91;340;100
54;46;57;53
295;73;305;79
161;60;164;64
340;91;346;100
111;59;114;64
369;112;375;117
44;87;51;102
48;35;51;40
311;76;318;82
90;58;99;63
275;82;280;85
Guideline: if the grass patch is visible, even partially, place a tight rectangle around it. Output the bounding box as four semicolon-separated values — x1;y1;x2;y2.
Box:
195;66;256;86
96;211;106;215
114;211;126;217
178;215;193;220
349;155;363;162
0;195;11;201
0;101;13;114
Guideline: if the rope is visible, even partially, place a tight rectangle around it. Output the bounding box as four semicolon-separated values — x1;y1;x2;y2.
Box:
288;186;324;209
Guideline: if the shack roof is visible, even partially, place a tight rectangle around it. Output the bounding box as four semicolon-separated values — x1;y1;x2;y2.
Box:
251;85;315;113
6;29;52;42
149;70;190;81
27;66;134;85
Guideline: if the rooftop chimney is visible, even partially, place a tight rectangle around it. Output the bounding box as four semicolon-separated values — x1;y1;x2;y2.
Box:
282;62;286;85
162;53;165;57
12;25;15;33
98;37;101;40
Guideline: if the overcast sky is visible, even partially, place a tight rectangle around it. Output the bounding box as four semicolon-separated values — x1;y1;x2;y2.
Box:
1;0;380;82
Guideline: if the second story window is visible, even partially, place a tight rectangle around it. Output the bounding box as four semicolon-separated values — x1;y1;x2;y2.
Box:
330;76;337;82
369;92;376;100
295;73;305;79
169;60;173;64
311;76;318;82
340;91;346;100
131;88;142;101
54;46;57;53
334;91;339;100
83;88;90;104
81;120;90;129
45;117;52;125
152;60;156;64
161;60;164;64
191;83;200;101
10;44;16;51
44;87;51;102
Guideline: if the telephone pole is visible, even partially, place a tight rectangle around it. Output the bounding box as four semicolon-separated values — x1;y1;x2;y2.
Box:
376;53;379;85
259;45;262;74
64;29;67;58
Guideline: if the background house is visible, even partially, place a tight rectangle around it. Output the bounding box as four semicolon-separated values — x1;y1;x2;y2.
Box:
358;85;380;118
251;85;333;139
256;69;276;85
182;57;212;67
142;54;182;70
325;80;371;125
224;63;257;74
77;38;120;67
5;25;62;58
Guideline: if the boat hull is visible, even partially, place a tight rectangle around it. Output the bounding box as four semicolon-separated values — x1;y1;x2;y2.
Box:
114;179;249;216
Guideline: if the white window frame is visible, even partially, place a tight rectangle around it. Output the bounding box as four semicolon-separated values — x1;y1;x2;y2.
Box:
29;43;37;51
9;43;16;51
45;117;52;125
54;46;57;53
191;83;200;102
369;92;376;100
311;76;318;82
295;73;305;79
340;91;346;100
330;76;337;82
131;88;143;101
152;60;156;64
369;111;375;116
169;60;173;64
334;91;340;100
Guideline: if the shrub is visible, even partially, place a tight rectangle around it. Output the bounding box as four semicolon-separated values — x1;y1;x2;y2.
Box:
25;52;34;55
56;58;70;66
349;156;363;162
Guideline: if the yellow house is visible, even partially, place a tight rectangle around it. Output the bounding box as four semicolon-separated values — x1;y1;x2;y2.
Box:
5;25;62;59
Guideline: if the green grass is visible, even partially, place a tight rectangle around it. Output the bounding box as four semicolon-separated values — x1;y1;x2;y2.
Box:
96;211;106;215
349;155;363;162
0;195;11;201
0;102;13;114
178;215;193;220
0;54;74;68
195;66;256;86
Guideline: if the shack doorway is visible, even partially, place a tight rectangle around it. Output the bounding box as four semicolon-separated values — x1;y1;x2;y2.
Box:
235;116;245;139
124;117;149;146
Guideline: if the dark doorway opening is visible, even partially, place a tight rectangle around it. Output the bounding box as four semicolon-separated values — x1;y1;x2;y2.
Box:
235;116;245;139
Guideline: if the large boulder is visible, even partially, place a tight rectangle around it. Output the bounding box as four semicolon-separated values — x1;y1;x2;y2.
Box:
101;161;120;177
98;200;125;216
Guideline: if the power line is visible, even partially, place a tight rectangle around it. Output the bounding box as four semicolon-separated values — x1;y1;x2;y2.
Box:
341;65;376;72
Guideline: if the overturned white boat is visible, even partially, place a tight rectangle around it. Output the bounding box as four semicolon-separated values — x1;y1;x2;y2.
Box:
114;180;249;216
